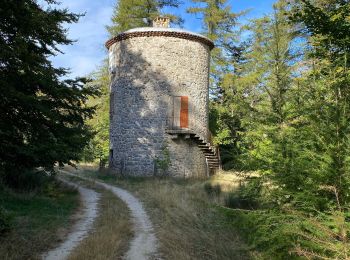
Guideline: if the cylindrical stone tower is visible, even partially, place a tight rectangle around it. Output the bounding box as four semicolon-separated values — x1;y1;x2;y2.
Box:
106;18;219;177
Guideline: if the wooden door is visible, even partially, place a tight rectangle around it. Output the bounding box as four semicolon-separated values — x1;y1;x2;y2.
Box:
180;96;189;128
173;96;189;129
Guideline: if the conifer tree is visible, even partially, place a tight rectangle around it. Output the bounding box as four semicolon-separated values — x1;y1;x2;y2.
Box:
233;1;306;189
290;0;350;206
107;0;182;35
187;0;241;99
0;0;98;183
187;0;246;168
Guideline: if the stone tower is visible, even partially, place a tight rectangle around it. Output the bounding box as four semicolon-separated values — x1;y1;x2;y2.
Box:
106;17;220;177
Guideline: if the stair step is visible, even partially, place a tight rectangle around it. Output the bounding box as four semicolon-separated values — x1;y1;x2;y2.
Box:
200;145;214;149
167;130;221;170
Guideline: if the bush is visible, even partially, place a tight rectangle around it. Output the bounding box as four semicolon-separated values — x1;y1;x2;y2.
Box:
204;182;222;196
0;207;11;234
0;169;55;192
224;191;260;210
224;208;302;259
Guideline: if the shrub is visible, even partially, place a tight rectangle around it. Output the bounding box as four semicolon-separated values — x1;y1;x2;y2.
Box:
0;207;11;234
1;169;55;192
224;191;259;210
154;144;171;177
224;185;261;210
204;182;222;196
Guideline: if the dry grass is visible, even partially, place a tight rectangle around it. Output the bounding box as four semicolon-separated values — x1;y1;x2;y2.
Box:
81;169;254;260
210;170;259;192
63;175;133;260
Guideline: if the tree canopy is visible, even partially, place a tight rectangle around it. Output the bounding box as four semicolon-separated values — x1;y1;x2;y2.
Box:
107;0;183;35
0;0;98;181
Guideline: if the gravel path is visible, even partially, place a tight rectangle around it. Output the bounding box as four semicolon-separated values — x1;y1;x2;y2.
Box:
42;179;100;260
62;171;159;260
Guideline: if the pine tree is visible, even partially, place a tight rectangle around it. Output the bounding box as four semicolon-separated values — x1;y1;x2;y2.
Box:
187;0;242;99
82;62;110;168
232;0;304;184
107;0;182;35
291;0;350;206
187;0;246;168
0;0;98;182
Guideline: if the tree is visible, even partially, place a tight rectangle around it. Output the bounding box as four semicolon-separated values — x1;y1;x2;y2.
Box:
187;0;246;168
187;0;242;99
82;62;110;168
0;0;98;182
107;0;183;35
237;0;302;175
290;0;350;206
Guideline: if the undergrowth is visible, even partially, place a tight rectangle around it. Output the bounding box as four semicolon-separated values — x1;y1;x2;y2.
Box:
0;179;79;259
72;166;253;259
220;180;350;259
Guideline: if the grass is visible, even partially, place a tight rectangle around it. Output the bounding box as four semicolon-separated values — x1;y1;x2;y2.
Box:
72;166;256;260
63;175;133;260
0;180;79;260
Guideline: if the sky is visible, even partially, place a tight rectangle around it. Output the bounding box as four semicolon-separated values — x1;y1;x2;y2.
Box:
49;0;277;78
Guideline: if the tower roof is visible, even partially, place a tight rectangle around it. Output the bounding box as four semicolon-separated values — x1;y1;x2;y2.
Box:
105;27;215;50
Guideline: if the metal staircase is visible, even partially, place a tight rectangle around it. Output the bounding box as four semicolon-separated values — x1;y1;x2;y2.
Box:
165;128;221;172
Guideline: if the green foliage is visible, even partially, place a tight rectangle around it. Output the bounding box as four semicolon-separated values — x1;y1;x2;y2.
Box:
224;178;264;210
0;0;99;183
82;62;110;166
288;0;350;206
0;181;79;258
1;169;55;192
204;182;221;196
223;207;301;260
107;0;183;35
224;205;350;260
189;0;350;258
0;207;11;235
187;0;243;98
154;144;171;177
293;209;350;259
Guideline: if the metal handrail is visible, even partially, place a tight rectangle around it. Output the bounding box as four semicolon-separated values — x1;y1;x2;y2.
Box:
166;116;221;162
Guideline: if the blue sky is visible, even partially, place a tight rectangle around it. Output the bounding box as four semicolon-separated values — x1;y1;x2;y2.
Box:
50;0;276;78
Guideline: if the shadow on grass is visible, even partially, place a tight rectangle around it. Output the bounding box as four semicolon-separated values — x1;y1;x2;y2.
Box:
0;180;79;259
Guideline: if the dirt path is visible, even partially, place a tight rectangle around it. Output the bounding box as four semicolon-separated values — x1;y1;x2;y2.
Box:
97;181;158;260
43;179;100;260
62;171;159;260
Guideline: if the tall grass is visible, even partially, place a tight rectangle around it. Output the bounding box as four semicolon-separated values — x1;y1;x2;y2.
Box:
68;186;132;260
79;169;253;260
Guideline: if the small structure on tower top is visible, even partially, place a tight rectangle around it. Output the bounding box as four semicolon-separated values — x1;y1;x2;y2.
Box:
152;16;170;28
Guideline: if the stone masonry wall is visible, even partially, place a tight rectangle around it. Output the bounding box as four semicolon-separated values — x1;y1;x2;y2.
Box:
108;33;210;177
